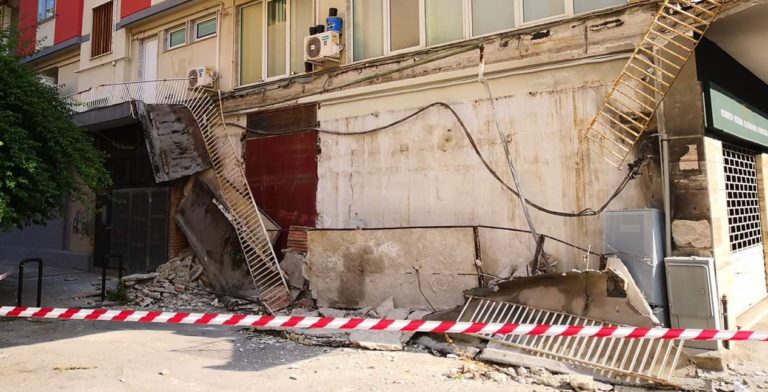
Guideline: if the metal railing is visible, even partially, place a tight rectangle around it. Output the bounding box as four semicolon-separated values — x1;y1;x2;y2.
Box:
67;79;291;311
457;296;684;386
17;258;43;307
580;0;727;168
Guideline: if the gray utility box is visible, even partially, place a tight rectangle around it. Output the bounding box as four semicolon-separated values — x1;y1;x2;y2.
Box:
602;209;667;307
665;257;720;351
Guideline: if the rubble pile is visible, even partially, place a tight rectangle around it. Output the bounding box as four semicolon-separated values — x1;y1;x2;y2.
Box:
121;250;264;313
446;363;610;391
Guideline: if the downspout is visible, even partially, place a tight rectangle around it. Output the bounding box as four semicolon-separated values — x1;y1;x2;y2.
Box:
654;44;673;258
215;2;222;88
658;97;673;257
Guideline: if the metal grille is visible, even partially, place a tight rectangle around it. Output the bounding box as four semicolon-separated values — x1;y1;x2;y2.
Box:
65;80;291;311
458;297;684;387
581;0;726;168
723;144;763;252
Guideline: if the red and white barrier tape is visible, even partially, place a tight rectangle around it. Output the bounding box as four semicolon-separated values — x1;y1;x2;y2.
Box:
2;306;767;342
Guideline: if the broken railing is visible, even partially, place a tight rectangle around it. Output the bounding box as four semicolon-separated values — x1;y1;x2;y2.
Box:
457;296;684;386
65;80;291;311
581;0;727;167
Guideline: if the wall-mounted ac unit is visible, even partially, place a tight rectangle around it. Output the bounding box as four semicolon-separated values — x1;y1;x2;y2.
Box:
187;66;217;88
304;31;342;64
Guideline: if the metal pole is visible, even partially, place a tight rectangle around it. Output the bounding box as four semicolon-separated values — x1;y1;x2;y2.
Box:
35;260;43;307
16;263;23;307
101;255;108;302
17;258;43;307
117;255;123;281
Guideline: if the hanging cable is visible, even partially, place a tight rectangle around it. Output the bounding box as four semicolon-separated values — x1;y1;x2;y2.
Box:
224;103;651;219
478;64;540;246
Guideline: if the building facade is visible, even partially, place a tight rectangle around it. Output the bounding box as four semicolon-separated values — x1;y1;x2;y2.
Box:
2;0;768;339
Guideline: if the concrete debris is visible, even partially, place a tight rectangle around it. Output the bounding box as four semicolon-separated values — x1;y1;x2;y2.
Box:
407;310;433;320
122;249;264;313
349;331;408;351
283;329;352;348
318;307;346;318
280;252;307;300
386;308;411;320
467;257;660;327
411;334;485;358
375;297;395;318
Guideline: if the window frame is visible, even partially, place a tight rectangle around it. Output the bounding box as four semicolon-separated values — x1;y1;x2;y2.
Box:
194;15;218;41
351;0;628;64
90;1;114;59
237;0;318;88
37;0;55;22
166;24;188;50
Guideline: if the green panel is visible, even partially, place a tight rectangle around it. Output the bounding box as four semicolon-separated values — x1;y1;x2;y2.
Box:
706;82;768;147
168;28;186;48
196;18;217;39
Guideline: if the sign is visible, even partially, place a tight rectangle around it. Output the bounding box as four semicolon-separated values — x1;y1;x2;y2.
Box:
705;82;768;147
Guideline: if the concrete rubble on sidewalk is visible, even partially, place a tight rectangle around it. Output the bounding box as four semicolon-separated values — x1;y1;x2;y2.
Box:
121;249;264;313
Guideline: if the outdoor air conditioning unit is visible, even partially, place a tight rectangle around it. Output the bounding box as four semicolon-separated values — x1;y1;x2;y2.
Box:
304;31;342;64
187;66;217;88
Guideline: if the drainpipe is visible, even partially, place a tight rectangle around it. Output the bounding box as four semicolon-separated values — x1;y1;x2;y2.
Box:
215;3;222;88
658;101;673;257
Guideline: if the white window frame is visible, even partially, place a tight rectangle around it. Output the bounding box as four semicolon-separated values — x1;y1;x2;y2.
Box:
37;0;55;21
238;0;318;87
351;0;627;64
193;15;218;41
166;24;188;50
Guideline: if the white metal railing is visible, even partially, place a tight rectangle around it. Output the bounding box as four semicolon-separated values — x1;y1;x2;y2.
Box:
458;296;684;386
67;79;291;311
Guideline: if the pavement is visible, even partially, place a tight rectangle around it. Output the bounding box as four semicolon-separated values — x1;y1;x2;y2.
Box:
1;264;768;391
0;265;556;391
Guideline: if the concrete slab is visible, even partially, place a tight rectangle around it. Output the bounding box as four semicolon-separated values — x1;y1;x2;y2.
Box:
307;228;478;310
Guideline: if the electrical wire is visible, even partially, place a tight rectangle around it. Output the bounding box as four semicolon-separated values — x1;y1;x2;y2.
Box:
225;102;652;219
480;75;539;245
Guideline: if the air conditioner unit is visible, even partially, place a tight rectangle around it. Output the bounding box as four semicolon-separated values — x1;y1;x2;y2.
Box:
187;66;217;88
304;31;342;64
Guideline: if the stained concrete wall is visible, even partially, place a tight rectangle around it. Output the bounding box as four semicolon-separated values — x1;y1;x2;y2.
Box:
313;59;662;273
307;228;479;310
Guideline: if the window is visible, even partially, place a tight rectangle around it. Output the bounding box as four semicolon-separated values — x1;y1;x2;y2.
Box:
352;0;628;61
573;0;626;14
353;0;383;61
241;3;264;85
195;17;217;40
91;1;113;58
167;25;187;49
523;0;565;22
426;0;463;46
239;0;315;85
471;0;515;37
37;0;54;21
389;0;420;52
267;0;288;77
290;0;314;74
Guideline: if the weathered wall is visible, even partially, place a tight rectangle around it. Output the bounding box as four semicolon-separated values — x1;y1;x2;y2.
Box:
307;228;479;310
314;59;662;272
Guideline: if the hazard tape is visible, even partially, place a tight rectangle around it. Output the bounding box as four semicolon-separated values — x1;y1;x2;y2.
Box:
2;306;767;342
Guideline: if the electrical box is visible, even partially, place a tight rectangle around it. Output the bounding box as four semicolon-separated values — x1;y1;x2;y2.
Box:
665;257;720;351
602;209;667;307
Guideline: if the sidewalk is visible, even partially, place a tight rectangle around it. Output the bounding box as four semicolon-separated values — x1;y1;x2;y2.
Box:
0;260;117;308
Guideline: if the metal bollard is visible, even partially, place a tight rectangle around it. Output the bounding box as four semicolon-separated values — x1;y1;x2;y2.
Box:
17;258;44;307
101;254;124;302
